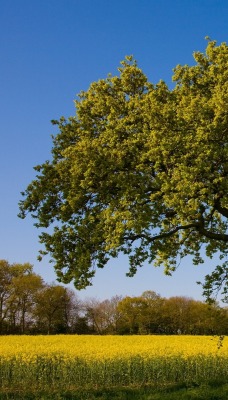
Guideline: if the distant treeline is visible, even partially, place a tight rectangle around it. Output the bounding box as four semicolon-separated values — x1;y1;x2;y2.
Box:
0;260;227;335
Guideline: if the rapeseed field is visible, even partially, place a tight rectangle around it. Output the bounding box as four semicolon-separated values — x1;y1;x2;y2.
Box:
0;335;227;392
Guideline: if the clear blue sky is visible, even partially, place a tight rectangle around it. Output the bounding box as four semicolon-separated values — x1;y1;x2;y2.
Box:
1;0;227;301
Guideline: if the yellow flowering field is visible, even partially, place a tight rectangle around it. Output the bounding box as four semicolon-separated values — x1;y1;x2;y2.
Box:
0;335;227;391
0;335;227;361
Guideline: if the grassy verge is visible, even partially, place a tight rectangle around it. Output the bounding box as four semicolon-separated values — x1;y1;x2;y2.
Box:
0;383;228;400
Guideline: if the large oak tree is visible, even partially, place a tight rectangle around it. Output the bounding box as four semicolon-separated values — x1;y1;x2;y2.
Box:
19;40;228;301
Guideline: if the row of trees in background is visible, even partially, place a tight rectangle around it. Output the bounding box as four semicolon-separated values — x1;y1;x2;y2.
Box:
1;260;227;335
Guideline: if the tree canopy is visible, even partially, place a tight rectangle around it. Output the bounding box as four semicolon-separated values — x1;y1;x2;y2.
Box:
19;40;228;301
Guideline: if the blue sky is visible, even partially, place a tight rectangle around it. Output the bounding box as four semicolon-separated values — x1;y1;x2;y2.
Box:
1;0;227;301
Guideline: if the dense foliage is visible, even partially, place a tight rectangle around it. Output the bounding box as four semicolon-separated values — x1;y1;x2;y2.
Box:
19;40;228;300
0;260;78;334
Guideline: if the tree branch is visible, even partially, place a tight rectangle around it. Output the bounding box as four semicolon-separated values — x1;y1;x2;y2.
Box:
125;223;198;243
196;226;228;242
126;221;228;244
197;207;228;241
214;197;228;218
